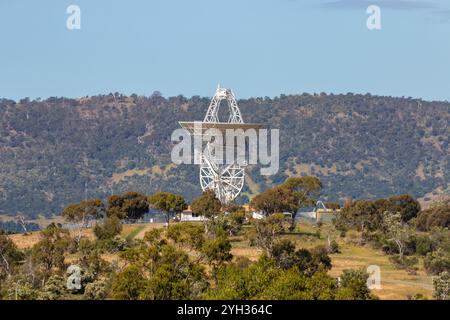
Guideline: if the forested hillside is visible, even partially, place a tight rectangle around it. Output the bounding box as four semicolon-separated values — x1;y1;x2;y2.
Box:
0;92;448;218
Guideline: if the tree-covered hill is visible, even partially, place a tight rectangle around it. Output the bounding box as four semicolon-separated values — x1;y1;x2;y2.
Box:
0;92;448;218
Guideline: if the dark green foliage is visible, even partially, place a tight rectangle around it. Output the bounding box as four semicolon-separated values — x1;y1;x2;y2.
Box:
206;255;371;300
295;246;332;277
93;216;122;240
143;246;208;300
191;190;221;219
386;195;421;222
336;194;421;232
31;224;70;281
389;255;419;274
111;265;146;300
201;228;233;283
336;269;373;300
191;190;222;233
117;243;208;300
166;223;205;250
416;202;450;231
83;279;109;300
107;192;149;221
424;249;450;275
329;240;340;254
413;235;432;256
0;234;23;280
269;239;332;276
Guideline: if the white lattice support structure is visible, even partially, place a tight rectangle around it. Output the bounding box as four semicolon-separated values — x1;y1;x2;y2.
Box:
203;86;243;124
180;86;263;204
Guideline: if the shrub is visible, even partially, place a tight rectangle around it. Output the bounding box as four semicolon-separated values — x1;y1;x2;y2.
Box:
93;216;122;240
4;277;38;300
433;271;450;300
111;265;146;300
336;269;373;300
416;204;450;231
389;255;418;274
414;235;432;256
99;236;129;253
328;240;340;254
424;249;450;275
84;279;109;300
38;275;67;300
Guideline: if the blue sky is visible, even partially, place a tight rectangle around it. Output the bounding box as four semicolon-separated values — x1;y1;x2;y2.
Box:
1;0;450;101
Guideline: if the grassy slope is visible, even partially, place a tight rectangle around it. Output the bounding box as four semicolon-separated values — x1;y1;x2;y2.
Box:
7;222;433;300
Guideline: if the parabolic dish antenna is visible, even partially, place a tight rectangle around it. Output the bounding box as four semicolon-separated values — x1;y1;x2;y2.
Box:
179;86;265;203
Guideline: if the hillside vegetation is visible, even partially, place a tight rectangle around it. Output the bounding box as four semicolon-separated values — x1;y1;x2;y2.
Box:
0;92;449;218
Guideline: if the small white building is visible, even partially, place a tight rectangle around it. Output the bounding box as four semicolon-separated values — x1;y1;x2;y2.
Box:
179;206;207;222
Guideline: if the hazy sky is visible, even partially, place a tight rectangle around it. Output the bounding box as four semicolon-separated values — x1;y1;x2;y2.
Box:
1;0;450;101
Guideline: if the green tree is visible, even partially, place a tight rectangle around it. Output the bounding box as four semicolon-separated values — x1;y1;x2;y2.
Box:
250;186;287;216
93;216;123;240
336;269;372;300
424;249;450;275
61;198;104;246
337;200;381;232
201;228;233;284
148;192;187;227
283;176;322;230
382;211;413;261
118;242;208;300
223;203;247;236
107;192;149;221
251;213;285;257
111;265;146;300
0;233;23;280
31;224;70;284
166;223;205;251
305;271;337;300
416;201;450;231
386;194;421;223
294;246;332;277
191;190;222;234
259;268;310;300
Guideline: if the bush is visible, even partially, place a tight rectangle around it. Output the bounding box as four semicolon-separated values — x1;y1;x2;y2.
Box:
93;216;122;240
336;269;373;300
389;255;418;274
99;236;129;253
424;249;450;275
111;265;146;300
4;277;38;300
328;240;340;254
38;275;67;300
84;279;109;300
433;271;450;300
407;293;428;300
414;235;432;256
416;204;450;231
